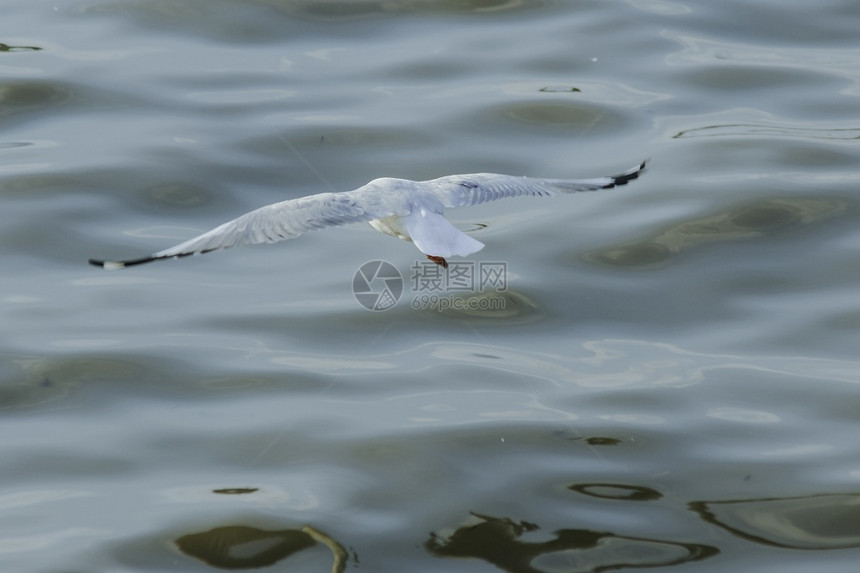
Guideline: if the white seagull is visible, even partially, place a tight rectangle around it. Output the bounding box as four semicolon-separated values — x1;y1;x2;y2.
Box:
89;160;646;270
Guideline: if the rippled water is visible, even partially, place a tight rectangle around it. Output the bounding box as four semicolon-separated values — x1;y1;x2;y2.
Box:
3;0;860;571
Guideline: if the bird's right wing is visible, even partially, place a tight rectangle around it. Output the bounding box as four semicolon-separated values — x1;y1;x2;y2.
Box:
89;192;379;269
428;160;647;209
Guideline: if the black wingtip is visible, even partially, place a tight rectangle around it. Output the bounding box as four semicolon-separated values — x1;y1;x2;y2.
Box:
88;255;159;270
603;159;648;189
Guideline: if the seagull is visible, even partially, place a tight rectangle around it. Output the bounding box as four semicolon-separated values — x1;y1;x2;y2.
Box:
89;160;646;270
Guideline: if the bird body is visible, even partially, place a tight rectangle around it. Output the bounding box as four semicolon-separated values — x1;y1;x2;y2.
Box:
90;161;646;269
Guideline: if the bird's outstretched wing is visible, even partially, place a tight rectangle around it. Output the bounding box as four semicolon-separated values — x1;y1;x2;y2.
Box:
427;160;647;209
89;160;647;269
89;192;383;269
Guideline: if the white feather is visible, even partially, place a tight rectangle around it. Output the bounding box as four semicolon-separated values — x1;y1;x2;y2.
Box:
89;161;646;268
401;208;485;257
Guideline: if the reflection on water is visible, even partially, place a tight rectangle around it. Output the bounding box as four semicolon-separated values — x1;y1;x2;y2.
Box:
280;0;552;19
175;523;348;571
661;30;860;77
586;197;851;268
539;86;582;93
426;512;718;572
176;525;314;569
190;337;860;396
0;354;175;412
569;483;663;502
581;436;623;446
212;487;259;495
483;100;631;136
674;123;860;141
0;81;76;119
427;289;544;321
78;0;555;29
0;42;42;52
691;493;860;550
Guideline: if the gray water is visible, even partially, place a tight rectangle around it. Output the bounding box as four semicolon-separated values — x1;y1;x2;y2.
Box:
3;1;860;571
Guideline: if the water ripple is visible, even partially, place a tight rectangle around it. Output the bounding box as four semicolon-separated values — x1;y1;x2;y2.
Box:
674;123;860;141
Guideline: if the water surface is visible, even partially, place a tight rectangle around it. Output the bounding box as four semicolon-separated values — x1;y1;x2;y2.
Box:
3;0;860;571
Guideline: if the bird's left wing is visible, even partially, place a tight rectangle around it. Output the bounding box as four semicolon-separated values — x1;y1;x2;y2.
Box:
427;160;647;209
89;191;381;269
